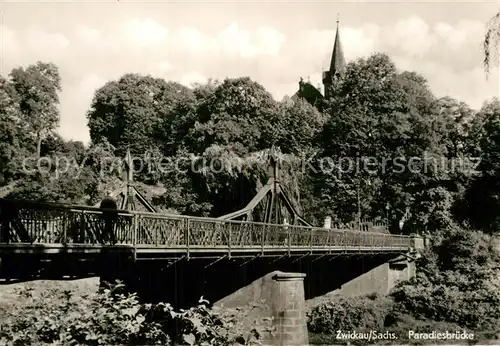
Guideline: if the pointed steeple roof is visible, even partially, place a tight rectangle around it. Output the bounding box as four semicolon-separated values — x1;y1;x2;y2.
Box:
329;15;346;78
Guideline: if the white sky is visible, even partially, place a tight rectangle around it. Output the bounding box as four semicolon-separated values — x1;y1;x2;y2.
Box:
1;0;499;144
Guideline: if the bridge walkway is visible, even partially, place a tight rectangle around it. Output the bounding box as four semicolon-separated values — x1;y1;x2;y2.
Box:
0;199;413;260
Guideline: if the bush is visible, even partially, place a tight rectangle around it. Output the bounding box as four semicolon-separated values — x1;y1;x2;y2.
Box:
307;295;480;345
383;313;474;345
0;281;273;346
145;297;274;345
0;282;168;345
307;294;393;335
391;223;500;331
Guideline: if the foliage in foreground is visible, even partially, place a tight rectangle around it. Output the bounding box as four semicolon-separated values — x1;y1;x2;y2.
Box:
0;282;273;346
392;223;500;331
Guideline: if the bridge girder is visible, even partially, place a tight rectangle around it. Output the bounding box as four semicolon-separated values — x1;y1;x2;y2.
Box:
217;146;312;227
94;149;156;213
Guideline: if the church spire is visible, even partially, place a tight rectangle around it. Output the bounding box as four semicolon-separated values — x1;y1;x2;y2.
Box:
322;14;346;99
329;14;345;78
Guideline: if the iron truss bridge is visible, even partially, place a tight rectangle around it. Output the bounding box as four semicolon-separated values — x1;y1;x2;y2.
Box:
0;199;415;261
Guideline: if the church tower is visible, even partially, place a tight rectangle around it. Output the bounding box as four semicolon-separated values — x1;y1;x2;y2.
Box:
289;15;346;105
322;16;346;99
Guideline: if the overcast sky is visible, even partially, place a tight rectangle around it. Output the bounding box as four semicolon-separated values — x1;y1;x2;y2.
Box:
1;0;499;144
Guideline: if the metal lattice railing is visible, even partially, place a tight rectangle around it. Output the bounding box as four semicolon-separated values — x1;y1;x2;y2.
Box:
0;199;412;251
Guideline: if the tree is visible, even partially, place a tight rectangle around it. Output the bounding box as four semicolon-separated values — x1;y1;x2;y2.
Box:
0;77;22;185
484;13;500;74
152;146;307;219
5;139;119;205
317;54;433;226
40;132;86;159
9;62;62;158
460;99;500;232
313;53;470;233
155;81;200;156
188;77;278;155
432;96;475;158
87;74;195;157
273;98;327;154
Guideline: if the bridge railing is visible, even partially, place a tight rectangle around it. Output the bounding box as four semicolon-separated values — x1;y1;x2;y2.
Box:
331;219;389;233
0;199;411;250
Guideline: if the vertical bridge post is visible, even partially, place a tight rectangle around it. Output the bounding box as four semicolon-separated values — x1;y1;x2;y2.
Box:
133;214;138;261
411;234;425;251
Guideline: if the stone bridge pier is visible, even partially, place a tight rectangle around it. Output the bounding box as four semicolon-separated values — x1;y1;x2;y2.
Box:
213;271;310;346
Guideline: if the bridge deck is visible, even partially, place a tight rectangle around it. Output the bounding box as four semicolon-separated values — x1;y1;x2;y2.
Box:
0;199;414;260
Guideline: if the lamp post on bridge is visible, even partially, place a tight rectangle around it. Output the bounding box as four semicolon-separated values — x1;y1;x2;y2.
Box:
385;203;390;230
357;180;361;231
124;148;135;211
356;177;370;231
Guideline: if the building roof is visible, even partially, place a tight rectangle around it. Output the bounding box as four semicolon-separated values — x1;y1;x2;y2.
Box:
329;21;346;78
290;93;300;102
290;80;323;106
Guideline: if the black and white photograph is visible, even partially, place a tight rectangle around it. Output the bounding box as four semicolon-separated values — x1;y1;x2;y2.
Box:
0;0;498;345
